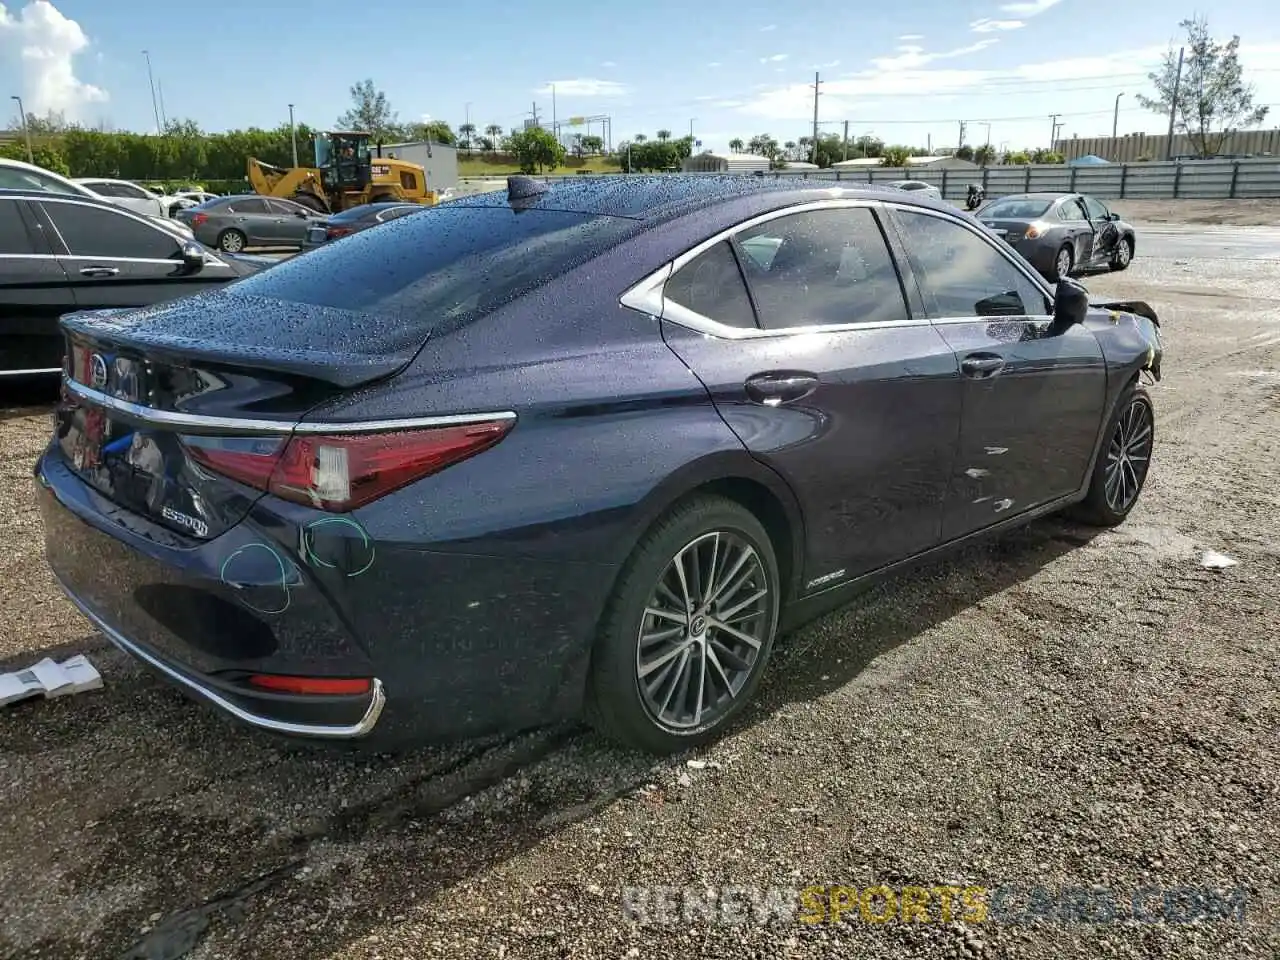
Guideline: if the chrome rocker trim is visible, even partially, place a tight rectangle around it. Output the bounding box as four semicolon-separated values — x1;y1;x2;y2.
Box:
56;576;386;739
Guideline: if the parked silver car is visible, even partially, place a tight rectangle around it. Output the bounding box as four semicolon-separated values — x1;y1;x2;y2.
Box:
977;192;1136;282
174;194;327;252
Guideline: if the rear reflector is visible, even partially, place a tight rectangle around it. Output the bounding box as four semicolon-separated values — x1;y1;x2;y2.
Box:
191;213;209;227
247;674;372;695
183;419;513;512
326;226;354;240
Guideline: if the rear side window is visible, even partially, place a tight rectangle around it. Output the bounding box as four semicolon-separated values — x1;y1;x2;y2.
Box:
733;207;909;329
664;240;757;329
223;198;269;214
0;200;34;254
227;206;639;336
43;202;180;260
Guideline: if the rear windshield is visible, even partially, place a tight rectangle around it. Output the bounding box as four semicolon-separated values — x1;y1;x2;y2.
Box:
226;206;638;336
982;197;1053;218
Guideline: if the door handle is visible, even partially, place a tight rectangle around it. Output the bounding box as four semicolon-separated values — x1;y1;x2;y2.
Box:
744;372;819;406
961;354;1005;378
79;266;119;278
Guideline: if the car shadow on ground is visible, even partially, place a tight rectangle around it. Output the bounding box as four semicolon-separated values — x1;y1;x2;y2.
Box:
2;511;1101;960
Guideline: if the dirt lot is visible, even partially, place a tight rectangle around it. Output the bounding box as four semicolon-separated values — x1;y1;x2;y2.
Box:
1114;197;1280;226
1;236;1278;959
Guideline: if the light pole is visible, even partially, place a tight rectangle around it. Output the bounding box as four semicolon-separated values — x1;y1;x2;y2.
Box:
10;95;33;163
980;122;991;148
1112;92;1125;140
288;103;299;167
141;51;162;134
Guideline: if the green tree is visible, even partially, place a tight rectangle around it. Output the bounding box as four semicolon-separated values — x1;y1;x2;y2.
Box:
728;137;745;153
336;79;399;139
1005;150;1031;165
955;144;974;161
881;146;911;167
656;129;671;142
1137;16;1269;157
402;120;455;145
484;124;503;150
579;134;603;154
506;126;566;173
457;122;476;155
974;144;996;166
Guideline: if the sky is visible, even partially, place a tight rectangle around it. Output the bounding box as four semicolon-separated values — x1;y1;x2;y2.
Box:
3;0;1280;157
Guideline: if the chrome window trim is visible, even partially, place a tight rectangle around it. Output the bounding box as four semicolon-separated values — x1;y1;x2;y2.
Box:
63;377;517;437
55;575;386;739
619;196;1055;339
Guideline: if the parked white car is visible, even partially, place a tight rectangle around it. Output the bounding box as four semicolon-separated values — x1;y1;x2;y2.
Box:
886;179;943;201
167;190;220;213
0;160;194;239
73;177;171;218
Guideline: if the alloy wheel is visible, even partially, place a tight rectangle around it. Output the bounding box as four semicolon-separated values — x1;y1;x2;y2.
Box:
635;530;774;733
1116;240;1131;266
220;232;244;253
1056;247;1072;279
1104;396;1153;513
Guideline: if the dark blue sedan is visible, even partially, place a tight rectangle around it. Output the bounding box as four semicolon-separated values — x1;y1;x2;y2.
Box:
36;176;1163;754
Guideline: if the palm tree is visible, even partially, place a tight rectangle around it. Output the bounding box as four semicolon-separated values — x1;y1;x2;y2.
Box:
656;129;671;142
634;133;647;143
728;138;744;153
974;144;996;166
458;122;476;156
485;124;502;152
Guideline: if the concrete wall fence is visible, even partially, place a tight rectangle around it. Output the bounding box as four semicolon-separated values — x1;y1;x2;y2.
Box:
1054;128;1280;163
489;158;1280;201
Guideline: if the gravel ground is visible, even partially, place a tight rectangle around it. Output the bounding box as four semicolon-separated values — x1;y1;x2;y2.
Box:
1;244;1278;959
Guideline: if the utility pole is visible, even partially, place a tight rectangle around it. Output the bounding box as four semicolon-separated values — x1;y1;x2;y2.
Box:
689;118;695;140
10;95;33;163
842;119;849;161
810;72;822;164
957;120;966;153
288;104;299;167
530;101;540;128
1112;92;1125;140
1048;113;1061;151
1165;46;1184;159
551;85;557;144
157;79;168;129
980;122;991;148
141;50;161;135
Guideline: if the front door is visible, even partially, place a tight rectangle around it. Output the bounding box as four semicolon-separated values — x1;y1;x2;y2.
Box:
657;203;962;588
35;199;234;309
888;206;1106;541
1056;196;1099;267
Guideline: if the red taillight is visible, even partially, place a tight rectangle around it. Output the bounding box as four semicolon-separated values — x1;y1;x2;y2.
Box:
191;213;208;227
247;674;372;695
183;419;513;512
326;226;353;240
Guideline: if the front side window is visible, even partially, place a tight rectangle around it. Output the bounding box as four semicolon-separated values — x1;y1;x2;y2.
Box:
894;210;1050;319
664;240;757;329
43;202;180;260
0;166;78;194
733;207;909;329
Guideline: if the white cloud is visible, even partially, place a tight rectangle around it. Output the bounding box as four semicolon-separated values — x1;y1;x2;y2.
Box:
870;39;998;71
971;17;1024;32
999;0;1062;15
898;34;924;40
759;53;788;63
760;24;777;31
600;60;616;68
534;78;627;97
0;0;107;118
707;61;722;68
815;59;841;69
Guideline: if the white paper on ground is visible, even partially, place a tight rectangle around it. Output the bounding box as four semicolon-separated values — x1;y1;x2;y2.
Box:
0;654;104;708
1200;550;1239;570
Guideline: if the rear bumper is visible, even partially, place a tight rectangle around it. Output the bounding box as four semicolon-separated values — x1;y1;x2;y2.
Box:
56;576;386;738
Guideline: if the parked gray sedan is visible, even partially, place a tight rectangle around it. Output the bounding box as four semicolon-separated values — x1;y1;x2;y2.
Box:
174;194;326;253
977;192;1136;282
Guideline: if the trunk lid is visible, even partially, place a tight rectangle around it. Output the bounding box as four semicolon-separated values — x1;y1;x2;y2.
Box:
54;293;423;540
978;218;1031;244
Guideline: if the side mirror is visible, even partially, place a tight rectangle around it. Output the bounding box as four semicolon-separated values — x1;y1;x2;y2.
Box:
295;209;309;218
1051;276;1089;330
180;241;206;272
1107;212;1120;222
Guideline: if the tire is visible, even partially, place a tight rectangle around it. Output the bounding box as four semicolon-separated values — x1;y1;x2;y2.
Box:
1071;382;1154;527
291;193;328;214
1048;243;1074;283
585;495;781;754
1109;235;1133;271
216;229;247;253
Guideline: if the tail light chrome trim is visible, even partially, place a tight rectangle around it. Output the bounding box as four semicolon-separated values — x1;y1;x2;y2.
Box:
62;377;516;438
55;575;387;739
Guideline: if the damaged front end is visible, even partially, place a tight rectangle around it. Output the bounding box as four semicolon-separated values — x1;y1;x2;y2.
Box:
1092;298;1163;383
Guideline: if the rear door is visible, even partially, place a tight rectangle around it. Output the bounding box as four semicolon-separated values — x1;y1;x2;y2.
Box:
34;198;238;308
0;196;74;376
1056;196;1097;266
219;197;276;244
887;204;1106;540
654;201;962;587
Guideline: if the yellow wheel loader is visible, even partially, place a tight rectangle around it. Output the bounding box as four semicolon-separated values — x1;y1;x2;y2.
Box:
247;131;436;214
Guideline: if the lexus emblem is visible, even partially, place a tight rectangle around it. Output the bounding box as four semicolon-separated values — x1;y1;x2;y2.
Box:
88;353;108;390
